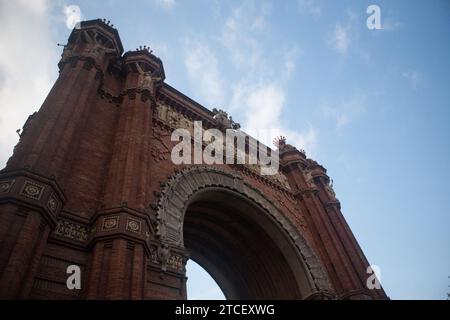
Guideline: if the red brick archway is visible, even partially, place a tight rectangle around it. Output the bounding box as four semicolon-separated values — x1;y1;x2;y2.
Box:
0;19;387;300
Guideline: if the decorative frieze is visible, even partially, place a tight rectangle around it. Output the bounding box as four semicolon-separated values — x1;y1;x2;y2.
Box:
149;243;186;273
156;102;194;133
53;219;88;242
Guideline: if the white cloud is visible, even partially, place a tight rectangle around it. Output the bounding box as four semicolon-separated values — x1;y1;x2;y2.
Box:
321;95;367;129
184;39;225;107
242;84;317;154
64;4;82;29
153;0;176;10
182;2;316;154
330;23;349;55
284;46;300;78
298;0;322;17
0;0;59;168
219;2;267;70
244;84;285;136
215;2;317;154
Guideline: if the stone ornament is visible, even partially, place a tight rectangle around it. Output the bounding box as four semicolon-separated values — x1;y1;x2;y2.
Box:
155;102;193;133
325;179;337;200
20;180;44;200
0;180;15;193
157;243;171;272
136;63;162;96
102;216;119;231
212;108;241;130
244;164;291;190
83;30;116;60
167;254;184;272
47;194;59;214
304;171;318;190
126;218;141;234
149;246;159;264
54;220;88;242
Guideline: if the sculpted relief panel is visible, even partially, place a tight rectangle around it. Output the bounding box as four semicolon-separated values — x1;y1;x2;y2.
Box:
155;102;194;134
154;101;292;191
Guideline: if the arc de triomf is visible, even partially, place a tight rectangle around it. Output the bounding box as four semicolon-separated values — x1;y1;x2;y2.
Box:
0;19;387;300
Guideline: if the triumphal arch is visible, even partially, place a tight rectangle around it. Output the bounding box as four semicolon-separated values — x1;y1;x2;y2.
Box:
0;19;386;300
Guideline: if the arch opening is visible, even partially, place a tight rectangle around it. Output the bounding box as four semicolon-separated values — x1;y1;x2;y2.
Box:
186;260;225;300
183;188;309;299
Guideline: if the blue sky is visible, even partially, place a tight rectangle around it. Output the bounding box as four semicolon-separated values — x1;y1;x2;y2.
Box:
0;0;449;300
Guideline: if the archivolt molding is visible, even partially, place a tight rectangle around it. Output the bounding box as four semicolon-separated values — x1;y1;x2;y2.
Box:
154;165;333;293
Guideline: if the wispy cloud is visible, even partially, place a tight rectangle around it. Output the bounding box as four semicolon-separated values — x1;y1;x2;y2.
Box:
180;1;316;154
184;39;225;107
321;94;367;129
297;0;322;17
329;23;349;55
219;3;266;71
284;46;300;79
0;0;59;168
219;2;315;153
152;0;176;10
64;4;82;29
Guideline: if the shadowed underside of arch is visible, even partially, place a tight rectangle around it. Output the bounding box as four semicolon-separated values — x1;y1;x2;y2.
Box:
155;166;335;299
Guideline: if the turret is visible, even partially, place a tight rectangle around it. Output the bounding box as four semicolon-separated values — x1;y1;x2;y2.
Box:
276;136;387;299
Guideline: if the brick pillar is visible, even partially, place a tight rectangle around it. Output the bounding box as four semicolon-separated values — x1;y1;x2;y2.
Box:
85;207;152;299
277;137;387;299
0;20;122;299
85;50;166;299
0;171;65;298
102;50;163;209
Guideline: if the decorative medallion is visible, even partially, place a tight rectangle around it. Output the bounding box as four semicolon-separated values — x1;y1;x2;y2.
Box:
47;194;59;214
126;218;141;234
0;179;15;193
20;180;44;200
102;216;119;231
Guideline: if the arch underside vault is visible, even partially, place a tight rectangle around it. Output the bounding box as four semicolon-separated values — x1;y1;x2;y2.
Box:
155;166;334;299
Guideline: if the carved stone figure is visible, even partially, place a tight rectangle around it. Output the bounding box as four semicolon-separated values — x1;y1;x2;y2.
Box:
157;243;170;272
305;171;316;189
212;108;240;129
136;63;162;95
83;30;116;60
325;179;337;199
